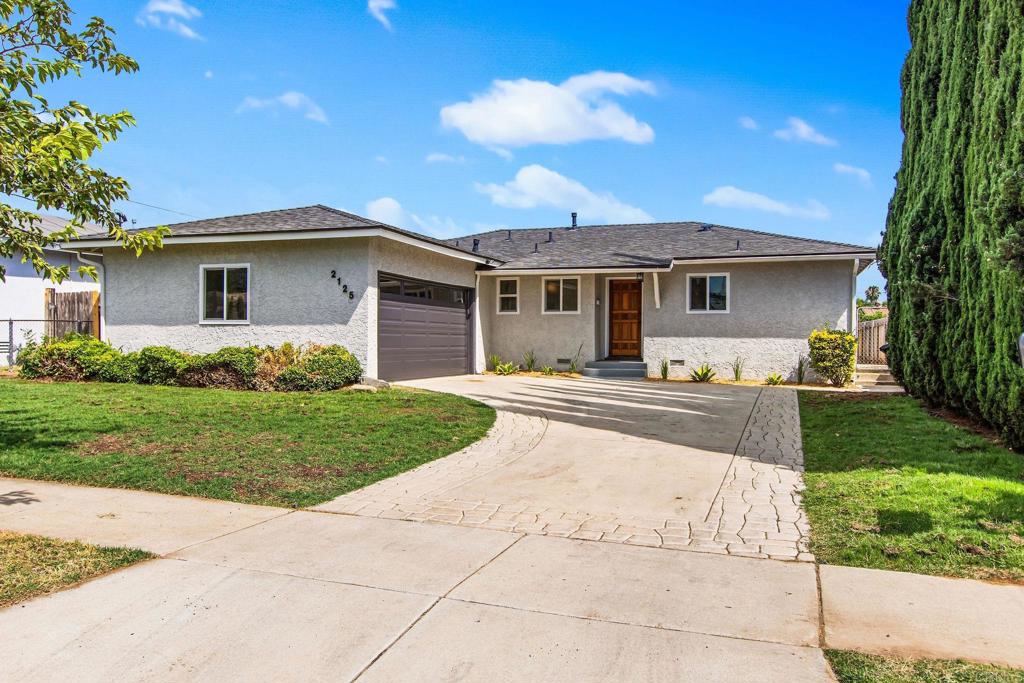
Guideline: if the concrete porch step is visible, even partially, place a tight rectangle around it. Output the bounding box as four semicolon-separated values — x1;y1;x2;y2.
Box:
582;360;648;379
855;365;899;388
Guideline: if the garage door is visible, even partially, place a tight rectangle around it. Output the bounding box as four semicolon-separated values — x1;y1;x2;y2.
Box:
377;273;473;381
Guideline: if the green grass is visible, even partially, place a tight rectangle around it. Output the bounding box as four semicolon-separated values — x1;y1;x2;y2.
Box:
0;531;151;608
799;393;1024;582
826;650;1024;682
0;379;495;507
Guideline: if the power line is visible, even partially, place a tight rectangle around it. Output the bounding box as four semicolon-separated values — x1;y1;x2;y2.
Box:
6;192;198;220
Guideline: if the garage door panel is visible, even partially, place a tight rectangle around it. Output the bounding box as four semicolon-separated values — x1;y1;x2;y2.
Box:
378;292;471;381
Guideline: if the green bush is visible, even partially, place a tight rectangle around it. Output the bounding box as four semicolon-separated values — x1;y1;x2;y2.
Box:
807;328;857;387
18;334;121;381
96;351;141;383
274;345;362;391
178;346;263;390
136;346;189;385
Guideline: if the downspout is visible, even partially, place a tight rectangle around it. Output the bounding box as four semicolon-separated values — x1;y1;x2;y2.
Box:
653;272;661;309
473;272;485;373
75;251;105;341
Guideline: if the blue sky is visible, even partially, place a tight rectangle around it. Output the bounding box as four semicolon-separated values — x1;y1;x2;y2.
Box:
45;1;908;291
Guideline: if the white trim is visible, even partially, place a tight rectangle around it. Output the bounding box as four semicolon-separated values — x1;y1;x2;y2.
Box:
67;227;494;265
603;275;644;358
849;259;859;333
672;253;875;266
541;276;581;315
199;263;250;324
495;276;520;315
482;267;671;276
685;272;730;314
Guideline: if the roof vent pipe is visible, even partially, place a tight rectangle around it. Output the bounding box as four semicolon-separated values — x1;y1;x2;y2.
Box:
735;239;741;250
506;229;512;240
533;242;539;253
699;223;712;232
547;231;554;243
571;212;577;229
472;238;480;253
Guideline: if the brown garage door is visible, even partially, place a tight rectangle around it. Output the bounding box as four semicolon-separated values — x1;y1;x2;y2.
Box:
377;273;473;381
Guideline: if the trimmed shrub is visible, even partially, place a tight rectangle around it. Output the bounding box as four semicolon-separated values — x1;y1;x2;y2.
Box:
96;351;141;383
274;345;362;391
178;346;263;390
807;328;857;387
136;346;189;385
18;334;121;381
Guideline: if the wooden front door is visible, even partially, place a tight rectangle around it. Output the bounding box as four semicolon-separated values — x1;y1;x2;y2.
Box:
609;279;642;358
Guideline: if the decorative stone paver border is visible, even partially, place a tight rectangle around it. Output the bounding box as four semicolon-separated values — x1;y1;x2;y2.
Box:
316;385;812;562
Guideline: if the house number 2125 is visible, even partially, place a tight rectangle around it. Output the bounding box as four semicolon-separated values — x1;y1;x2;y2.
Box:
329;270;355;299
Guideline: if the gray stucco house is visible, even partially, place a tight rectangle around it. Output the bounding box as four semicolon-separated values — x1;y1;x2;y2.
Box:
68;205;875;382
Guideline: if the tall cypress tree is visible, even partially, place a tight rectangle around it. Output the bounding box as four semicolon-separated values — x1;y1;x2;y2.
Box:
882;0;1024;447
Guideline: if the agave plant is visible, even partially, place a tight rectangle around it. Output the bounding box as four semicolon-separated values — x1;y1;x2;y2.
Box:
495;361;519;376
541;365;555;376
689;363;716;383
765;373;785;386
730;356;745;382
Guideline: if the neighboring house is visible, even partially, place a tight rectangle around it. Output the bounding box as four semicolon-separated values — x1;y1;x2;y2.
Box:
1;216;103;365
67;205;875;381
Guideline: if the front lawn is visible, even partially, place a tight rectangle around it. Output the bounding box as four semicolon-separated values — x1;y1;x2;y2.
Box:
0;379;494;507
799;393;1024;582
826;650;1024;682
1;531;150;608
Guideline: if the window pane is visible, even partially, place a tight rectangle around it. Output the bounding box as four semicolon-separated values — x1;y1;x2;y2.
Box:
499;296;517;312
561;279;578;312
226;267;248;320
499;279;517;295
379;277;401;296
544;280;561;311
451;289;466;305
689;277;707;311
709;276;728;311
405;283;428;298
204;268;224;320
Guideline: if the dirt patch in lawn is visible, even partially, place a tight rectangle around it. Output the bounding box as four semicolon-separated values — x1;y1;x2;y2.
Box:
77;434;165;458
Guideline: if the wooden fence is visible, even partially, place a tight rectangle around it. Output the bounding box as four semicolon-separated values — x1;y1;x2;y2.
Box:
857;316;888;364
44;289;100;339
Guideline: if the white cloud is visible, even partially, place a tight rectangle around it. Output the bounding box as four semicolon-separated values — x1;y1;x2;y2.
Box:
833;162;872;186
440;71;655;148
136;0;203;40
475;164;652;224
368;0;397;30
203;69;213;79
365;197;462;238
738;116;759;130
375;155;390;165
773;117;837;146
702;185;830;221
236;91;328;125
425;152;466;164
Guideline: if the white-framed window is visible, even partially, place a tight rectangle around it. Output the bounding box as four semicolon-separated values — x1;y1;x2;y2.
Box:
496;277;519;314
686;273;729;313
542;276;580;314
200;264;250;324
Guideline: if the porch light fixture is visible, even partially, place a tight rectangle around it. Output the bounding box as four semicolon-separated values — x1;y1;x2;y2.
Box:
635;272;643;281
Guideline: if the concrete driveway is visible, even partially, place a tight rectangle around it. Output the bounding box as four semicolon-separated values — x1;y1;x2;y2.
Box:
317;375;811;560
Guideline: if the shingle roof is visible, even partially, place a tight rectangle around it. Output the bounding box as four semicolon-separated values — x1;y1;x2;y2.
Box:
70;204;496;261
451;221;876;271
